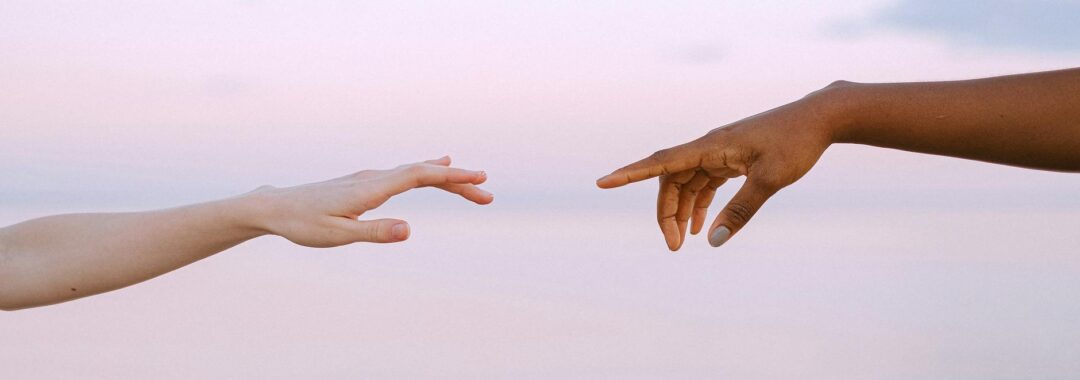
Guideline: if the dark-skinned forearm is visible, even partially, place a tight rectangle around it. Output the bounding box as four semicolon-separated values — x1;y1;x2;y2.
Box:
827;68;1080;172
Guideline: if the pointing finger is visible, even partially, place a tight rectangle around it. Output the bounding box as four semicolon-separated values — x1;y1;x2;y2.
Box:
597;142;703;189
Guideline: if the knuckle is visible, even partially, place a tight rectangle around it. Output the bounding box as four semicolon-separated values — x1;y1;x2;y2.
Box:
650;149;671;161
656;212;676;223
250;184;277;194
403;165;426;175
355;221;381;240
723;201;756;226
827;79;854;89
373;223;390;241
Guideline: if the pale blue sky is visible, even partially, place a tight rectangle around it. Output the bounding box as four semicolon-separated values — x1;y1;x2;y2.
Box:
868;0;1080;52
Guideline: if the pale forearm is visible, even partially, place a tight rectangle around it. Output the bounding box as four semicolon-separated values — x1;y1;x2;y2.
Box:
0;196;265;310
0;157;491;310
827;68;1080;172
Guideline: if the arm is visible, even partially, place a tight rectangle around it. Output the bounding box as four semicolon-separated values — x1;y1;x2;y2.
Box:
0;156;492;310
596;68;1080;251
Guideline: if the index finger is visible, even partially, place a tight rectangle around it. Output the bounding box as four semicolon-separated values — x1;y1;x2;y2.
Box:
596;143;702;189
379;164;487;198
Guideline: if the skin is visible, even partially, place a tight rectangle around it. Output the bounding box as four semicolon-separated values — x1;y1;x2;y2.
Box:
597;67;1080;251
0;156;492;310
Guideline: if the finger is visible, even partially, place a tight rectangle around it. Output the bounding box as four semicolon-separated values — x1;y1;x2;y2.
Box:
354;156;452;181
596;142;702;189
424;156;452;166
690;178;726;235
707;179;777;248
675;172;711;247
436;183;494;205
379;164;487;197
657;176;681;251
656;171;695;251
335;218;410;244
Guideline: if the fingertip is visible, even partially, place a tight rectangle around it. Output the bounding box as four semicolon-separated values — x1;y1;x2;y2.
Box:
473;170;487;184
708;226;732;248
472;191;494;205
661;226;680;252
596;175;621;189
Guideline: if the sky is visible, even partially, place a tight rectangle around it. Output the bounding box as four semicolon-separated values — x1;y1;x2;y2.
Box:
2;1;1080;379
2;0;1078;210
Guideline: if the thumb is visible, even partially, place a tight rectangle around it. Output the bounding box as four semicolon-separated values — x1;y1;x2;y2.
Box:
707;179;776;248
342;218;411;243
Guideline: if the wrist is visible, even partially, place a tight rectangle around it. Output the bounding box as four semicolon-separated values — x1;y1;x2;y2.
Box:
807;80;867;144
225;189;278;238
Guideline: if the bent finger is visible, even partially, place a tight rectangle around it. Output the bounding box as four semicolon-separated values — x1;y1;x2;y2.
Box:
656;174;689;251
690;178;726;235
436;183;495;205
675;171;711;248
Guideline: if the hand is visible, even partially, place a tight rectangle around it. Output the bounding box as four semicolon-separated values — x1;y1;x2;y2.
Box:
248;156;492;247
596;91;838;251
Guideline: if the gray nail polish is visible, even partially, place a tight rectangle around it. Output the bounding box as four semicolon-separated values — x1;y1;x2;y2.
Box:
709;226;731;247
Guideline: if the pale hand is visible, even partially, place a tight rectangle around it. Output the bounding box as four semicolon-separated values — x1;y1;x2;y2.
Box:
250;156;492;247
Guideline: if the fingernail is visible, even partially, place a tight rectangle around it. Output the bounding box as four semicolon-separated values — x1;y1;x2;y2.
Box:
709;226;731;247
391;223;409;240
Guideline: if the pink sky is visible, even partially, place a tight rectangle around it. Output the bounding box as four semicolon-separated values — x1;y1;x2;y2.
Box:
2;0;1077;205
2;1;1080;378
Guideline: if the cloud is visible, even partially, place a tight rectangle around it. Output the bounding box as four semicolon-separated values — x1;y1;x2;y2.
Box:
836;0;1080;52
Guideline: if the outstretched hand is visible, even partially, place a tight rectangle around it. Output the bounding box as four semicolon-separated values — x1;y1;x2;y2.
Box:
250;156;492;247
597;94;836;251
